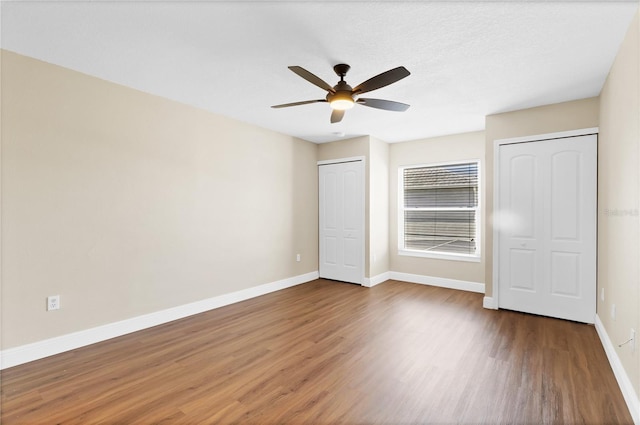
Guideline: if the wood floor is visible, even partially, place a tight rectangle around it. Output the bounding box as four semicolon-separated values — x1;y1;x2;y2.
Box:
1;279;633;424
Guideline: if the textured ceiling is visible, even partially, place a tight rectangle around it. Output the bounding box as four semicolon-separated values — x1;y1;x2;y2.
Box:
2;1;638;143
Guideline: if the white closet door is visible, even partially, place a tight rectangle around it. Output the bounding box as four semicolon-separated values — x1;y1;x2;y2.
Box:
498;135;596;323
319;160;364;284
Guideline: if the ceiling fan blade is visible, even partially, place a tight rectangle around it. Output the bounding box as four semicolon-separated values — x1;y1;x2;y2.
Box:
271;99;327;108
330;109;345;123
289;66;336;93
352;66;410;95
357;98;410;112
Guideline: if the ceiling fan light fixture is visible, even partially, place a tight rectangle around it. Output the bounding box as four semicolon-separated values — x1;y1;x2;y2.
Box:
330;98;355;110
329;91;355;110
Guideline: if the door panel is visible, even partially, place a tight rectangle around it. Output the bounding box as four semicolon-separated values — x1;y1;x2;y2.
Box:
551;151;581;240
323;173;338;229
498;134;596;323
510;155;537;239
509;249;537;291
343;170;358;231
550;252;580;296
343;237;358;267
324;237;337;265
319;161;363;284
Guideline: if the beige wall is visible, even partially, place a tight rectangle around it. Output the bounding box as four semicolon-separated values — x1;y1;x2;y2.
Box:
1;50;319;349
317;136;369;164
484;97;600;296
389;131;486;283
598;10;640;397
369;137;389;278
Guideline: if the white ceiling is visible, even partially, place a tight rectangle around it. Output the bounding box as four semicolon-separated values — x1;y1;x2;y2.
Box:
2;1;638;143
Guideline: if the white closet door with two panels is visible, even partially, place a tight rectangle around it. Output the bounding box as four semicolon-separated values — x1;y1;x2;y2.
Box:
318;160;364;285
497;134;597;323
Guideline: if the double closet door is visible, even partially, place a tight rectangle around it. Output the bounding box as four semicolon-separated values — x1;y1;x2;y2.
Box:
497;134;597;323
318;160;364;285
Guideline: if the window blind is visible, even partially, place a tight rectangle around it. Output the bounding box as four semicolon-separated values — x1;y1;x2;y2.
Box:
403;162;478;255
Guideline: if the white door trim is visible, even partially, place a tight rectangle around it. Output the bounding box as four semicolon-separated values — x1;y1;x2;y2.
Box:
317;156;366;166
492;127;598;310
493;127;599;146
318;156;366;285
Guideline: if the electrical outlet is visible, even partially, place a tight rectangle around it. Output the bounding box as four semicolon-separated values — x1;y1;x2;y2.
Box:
611;304;616;321
47;295;60;311
296;254;301;262
630;329;636;352
600;287;605;302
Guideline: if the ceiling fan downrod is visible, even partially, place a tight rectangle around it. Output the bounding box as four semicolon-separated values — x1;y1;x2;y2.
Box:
333;64;351;81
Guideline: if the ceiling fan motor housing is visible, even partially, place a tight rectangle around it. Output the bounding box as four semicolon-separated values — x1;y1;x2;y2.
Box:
327;84;355;109
327;80;354;102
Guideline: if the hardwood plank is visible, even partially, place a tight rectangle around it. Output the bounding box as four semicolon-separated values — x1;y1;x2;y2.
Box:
1;279;633;424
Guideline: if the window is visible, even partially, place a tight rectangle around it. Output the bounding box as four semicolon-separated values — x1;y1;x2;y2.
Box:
399;161;480;261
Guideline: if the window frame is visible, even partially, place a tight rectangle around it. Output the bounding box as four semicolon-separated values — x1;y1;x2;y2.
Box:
398;159;481;262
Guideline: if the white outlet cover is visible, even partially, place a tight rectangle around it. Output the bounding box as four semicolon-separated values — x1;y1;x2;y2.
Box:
47;295;60;311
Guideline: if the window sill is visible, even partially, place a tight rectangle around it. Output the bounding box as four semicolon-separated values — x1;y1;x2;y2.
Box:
398;249;481;263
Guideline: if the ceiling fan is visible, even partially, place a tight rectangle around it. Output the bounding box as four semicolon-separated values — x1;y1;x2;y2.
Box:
272;64;411;124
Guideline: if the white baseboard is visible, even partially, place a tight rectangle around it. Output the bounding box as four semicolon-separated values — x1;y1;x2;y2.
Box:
362;272;389;288
0;271;319;370
388;271;485;294
483;296;498;310
595;314;640;424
